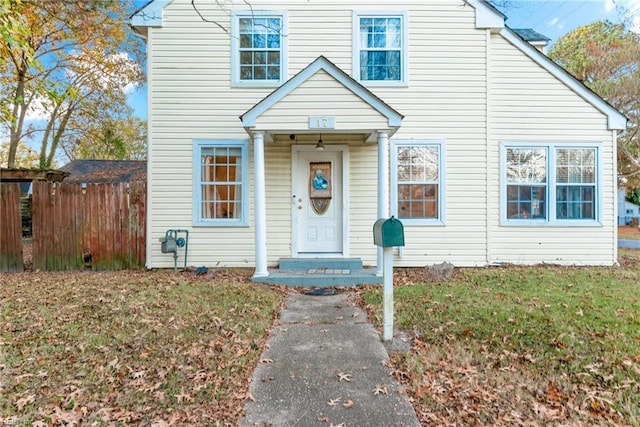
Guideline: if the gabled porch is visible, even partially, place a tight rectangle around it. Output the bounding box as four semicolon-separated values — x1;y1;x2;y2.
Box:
251;258;382;286
240;56;404;281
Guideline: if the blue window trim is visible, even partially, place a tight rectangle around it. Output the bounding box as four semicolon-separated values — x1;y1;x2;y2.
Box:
500;142;602;227
352;10;409;87
391;139;446;226
231;10;288;88
193;139;249;227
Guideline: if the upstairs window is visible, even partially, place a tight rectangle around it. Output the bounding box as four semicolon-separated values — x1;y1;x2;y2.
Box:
353;11;408;86
502;144;599;225
232;11;287;86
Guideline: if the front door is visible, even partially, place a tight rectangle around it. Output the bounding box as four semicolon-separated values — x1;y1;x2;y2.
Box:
293;146;345;255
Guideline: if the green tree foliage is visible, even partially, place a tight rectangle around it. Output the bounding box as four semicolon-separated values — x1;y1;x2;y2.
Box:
0;139;38;168
61;116;147;161
0;0;144;169
548;21;640;187
627;188;640;206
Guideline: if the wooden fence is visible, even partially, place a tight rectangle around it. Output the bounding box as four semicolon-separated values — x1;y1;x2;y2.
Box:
0;183;24;272
30;181;146;271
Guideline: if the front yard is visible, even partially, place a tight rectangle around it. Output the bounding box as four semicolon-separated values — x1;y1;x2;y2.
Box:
0;270;283;426
2;250;639;426
362;248;640;426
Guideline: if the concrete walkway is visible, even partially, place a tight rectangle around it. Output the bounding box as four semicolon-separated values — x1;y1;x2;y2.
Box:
240;292;420;427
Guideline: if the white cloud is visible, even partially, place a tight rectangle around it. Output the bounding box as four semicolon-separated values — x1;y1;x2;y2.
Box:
25;94;52;121
548;17;564;32
605;0;616;12
66;50;141;95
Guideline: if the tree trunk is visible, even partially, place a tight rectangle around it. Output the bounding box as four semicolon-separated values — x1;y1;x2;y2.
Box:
44;105;74;169
7;55;29;169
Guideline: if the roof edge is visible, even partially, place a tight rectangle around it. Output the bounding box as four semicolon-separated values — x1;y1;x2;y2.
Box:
465;0;505;31
240;55;404;129
130;0;172;28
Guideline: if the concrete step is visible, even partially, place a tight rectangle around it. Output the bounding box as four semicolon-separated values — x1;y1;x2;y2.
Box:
252;267;382;287
278;257;363;271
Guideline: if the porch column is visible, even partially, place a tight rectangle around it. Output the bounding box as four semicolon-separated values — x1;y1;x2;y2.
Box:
376;130;390;275
253;131;268;278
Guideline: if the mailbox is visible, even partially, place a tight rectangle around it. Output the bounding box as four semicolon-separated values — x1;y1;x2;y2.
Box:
373;216;405;247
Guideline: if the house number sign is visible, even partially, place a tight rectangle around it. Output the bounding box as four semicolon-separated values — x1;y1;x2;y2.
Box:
308;116;335;129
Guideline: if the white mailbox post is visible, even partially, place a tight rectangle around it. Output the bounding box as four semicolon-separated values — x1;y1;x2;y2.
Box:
372;216;405;342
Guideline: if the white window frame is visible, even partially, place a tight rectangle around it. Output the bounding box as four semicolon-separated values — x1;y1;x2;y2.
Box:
500;142;602;227
231;10;288;87
193;139;249;227
391;139;446;226
352;10;409;87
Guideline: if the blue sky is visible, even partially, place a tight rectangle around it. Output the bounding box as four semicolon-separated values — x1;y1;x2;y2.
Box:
494;0;640;42
126;0;640;119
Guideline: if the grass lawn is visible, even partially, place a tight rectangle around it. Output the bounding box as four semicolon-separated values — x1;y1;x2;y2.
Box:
0;270;283;426
361;249;640;426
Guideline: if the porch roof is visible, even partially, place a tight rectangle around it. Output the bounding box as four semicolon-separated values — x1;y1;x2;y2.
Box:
240;56;404;141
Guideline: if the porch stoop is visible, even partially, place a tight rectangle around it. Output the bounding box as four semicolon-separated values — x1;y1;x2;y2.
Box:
251;258;383;286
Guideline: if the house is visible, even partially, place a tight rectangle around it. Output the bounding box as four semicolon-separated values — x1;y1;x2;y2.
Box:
130;0;626;279
512;28;551;54
618;189;640;226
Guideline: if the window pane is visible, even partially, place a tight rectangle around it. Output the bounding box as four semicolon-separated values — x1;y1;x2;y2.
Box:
200;147;243;220
506;185;546;219
556;148;595;184
254;51;266;64
359;15;403;81
506;148;546;183
555;148;596;220
556;185;595;220
240;66;252;80
237;16;282;81
267;51;280;65
254;66;266;79
240;34;251;49
396;145;439;220
267;66;280;79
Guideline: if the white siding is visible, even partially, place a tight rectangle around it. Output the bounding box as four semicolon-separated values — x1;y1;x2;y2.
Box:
488;34;616;266
255;71;390;131
144;0;618;268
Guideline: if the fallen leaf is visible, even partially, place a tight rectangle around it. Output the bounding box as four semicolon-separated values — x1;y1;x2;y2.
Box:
338;372;352;382
260;358;274;364
343;399;354;408
131;370;146;379
327;398;341;406
15;394;35;410
373;385;388;395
